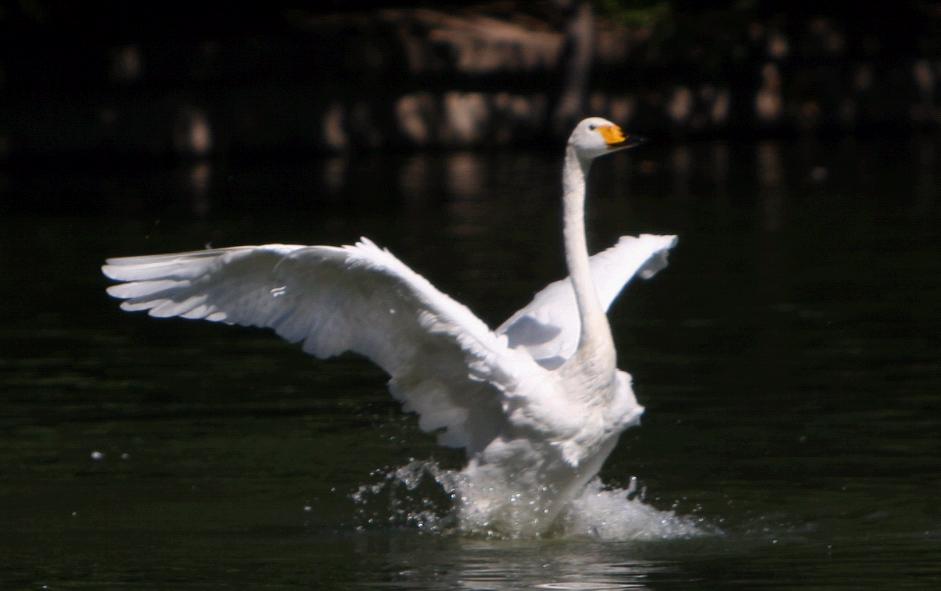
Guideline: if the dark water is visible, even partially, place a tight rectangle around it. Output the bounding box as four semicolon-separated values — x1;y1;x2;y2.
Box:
2;138;940;589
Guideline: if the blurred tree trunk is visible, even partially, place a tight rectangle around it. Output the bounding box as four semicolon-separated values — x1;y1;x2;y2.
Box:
552;0;595;135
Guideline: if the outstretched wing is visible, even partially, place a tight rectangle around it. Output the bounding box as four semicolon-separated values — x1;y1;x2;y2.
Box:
103;238;536;454
497;234;678;369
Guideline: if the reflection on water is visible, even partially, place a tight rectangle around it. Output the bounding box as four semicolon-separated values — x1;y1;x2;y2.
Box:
1;138;940;588
9;137;937;230
356;535;677;590
757;141;785;231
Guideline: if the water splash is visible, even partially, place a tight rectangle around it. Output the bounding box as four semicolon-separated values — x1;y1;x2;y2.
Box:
351;460;458;534
556;479;709;541
351;460;712;541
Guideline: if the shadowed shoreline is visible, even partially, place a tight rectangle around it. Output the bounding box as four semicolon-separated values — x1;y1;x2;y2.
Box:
1;1;939;163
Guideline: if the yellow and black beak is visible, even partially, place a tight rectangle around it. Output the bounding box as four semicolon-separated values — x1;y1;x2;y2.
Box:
599;125;645;151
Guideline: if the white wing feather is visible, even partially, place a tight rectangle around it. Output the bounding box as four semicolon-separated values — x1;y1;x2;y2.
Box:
103;238;536;454
498;234;678;368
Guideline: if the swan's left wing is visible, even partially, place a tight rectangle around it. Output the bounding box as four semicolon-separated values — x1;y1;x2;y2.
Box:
103;239;535;453
497;234;677;368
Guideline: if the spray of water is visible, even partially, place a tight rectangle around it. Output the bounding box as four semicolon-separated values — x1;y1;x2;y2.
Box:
351;460;712;540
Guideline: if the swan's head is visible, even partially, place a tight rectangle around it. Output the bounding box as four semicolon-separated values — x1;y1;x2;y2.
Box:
568;117;644;161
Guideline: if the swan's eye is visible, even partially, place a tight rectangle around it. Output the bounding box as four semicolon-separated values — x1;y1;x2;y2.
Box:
588;124;596;131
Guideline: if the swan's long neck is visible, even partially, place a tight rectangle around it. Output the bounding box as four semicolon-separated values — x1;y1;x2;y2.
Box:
562;145;616;381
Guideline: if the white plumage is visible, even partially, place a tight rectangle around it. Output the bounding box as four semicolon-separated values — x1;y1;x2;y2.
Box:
103;117;677;536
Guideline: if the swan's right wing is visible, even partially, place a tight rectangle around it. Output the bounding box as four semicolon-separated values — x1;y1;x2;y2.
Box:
497;234;677;368
103;239;538;453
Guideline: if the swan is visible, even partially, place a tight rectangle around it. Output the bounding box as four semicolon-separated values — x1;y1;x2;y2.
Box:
102;117;677;536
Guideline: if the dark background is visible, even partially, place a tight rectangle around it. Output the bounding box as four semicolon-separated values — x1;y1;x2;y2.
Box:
2;0;939;166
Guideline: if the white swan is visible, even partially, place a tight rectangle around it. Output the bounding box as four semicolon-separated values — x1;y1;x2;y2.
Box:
102;117;677;536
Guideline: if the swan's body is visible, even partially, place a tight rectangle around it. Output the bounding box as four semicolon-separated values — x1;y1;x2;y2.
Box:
103;118;677;536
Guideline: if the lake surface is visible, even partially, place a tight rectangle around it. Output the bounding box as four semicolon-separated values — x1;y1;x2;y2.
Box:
1;138;939;589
